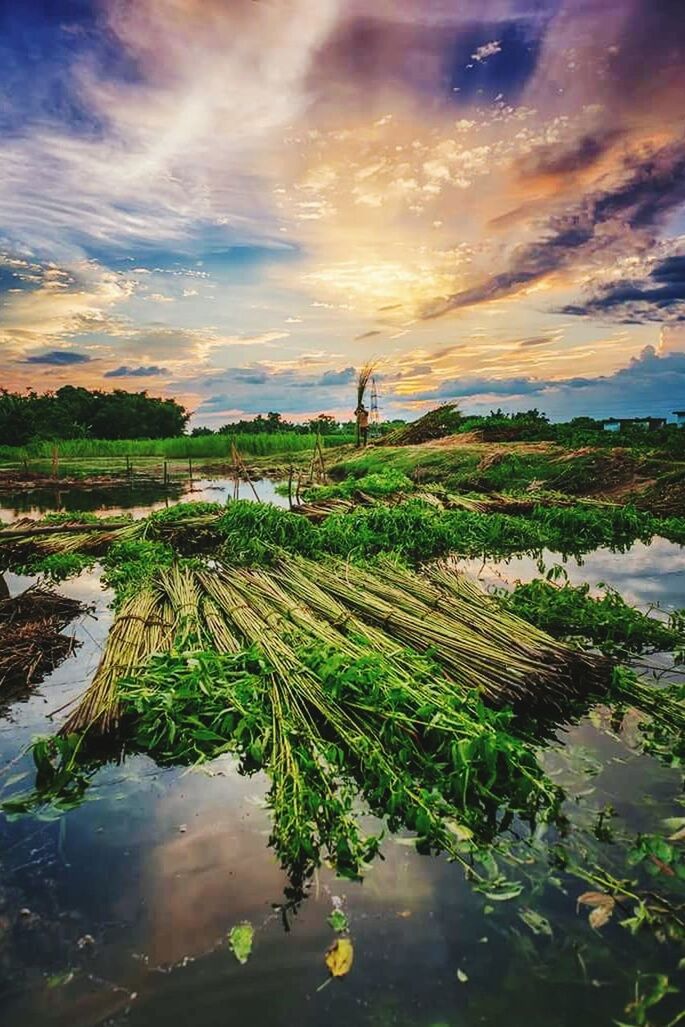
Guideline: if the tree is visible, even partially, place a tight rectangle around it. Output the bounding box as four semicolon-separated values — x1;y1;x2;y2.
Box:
0;387;189;443
308;414;338;435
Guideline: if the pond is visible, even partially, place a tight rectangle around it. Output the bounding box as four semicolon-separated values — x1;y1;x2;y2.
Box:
0;486;683;1027
0;476;290;523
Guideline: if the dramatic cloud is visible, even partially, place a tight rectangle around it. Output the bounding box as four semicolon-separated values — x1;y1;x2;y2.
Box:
421;143;685;319
2;1;685;422
23;350;92;365
408;345;685;421
562;253;685;322
104;364;168;378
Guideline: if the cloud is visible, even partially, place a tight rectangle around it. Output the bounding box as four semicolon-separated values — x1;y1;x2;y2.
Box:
354;329;382;340
516;130;624;181
471;40;502;62
104;364;168;378
421;142;685;319
518;335;553;348
23;350;92;365
562;252;685;322
318;366;355;385
0;0;342;259
411;376;550;401
407;344;685;421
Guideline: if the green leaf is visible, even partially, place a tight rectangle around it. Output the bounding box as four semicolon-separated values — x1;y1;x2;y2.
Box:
327;908;349;933
519;907;553;937
228;921;254;965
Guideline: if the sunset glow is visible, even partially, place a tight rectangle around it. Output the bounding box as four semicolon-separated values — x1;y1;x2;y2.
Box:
2;0;685;424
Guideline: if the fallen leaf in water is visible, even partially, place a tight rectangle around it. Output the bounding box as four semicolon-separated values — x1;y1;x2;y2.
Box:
456;968;468;983
588;905;613;929
668;825;685;843
577;891;614;910
325;937;354;978
228;922;254;965
577;891;615;929
327;908;349;933
47;971;75;989
397;910;412;918
649;855;676;877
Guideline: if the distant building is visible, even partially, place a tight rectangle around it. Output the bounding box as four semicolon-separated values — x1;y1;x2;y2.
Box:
674;410;685;427
602;417;667;432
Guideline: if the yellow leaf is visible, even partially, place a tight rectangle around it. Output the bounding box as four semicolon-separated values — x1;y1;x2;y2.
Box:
577;891;615;911
668;826;685;842
325;937;354;978
588;904;613;930
577;891;615;929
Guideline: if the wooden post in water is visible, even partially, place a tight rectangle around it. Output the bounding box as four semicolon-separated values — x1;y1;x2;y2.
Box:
188;457;193;485
163;459;168;486
287;464;294;509
126;455;132;479
51;444;59;479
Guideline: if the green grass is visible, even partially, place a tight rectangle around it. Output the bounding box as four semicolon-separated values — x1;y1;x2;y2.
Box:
0;432;354;464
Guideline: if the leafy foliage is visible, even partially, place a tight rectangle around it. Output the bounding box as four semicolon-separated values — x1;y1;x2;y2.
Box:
501;577;685;661
0;385;188;445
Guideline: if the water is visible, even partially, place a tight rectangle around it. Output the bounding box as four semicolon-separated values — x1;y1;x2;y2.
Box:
1;485;683;1026
0;477;289;523
457;538;685;612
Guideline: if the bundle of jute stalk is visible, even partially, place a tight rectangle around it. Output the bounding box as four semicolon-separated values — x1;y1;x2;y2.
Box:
0;519;144;558
269;555;602;711
61;583;172;735
197;565;560;864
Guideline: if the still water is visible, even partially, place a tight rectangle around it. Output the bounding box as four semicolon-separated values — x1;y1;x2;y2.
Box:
0;485;683;1026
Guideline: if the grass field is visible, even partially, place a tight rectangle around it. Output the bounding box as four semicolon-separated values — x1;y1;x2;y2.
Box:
0;432;355;464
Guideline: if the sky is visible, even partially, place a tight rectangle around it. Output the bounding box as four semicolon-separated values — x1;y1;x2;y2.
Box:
1;0;685;427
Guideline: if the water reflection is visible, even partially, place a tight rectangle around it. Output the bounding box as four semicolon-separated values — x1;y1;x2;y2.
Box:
0;477;289;523
456;537;685;611
0;495;683;1025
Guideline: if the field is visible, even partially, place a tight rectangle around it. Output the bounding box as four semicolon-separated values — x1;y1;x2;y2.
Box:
0;435;684;1026
0;431;355;464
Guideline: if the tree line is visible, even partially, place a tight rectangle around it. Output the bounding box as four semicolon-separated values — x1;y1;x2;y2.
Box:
0;387;189;445
0;389;407;446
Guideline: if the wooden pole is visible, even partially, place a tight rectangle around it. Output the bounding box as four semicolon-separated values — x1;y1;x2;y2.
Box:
163;459;168;486
287;464;294;509
51;444;59;478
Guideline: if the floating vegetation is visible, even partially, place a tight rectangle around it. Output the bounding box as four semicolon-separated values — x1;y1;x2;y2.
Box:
0;585;85;694
6;556;608;896
3;499;684;582
501;578;685;662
